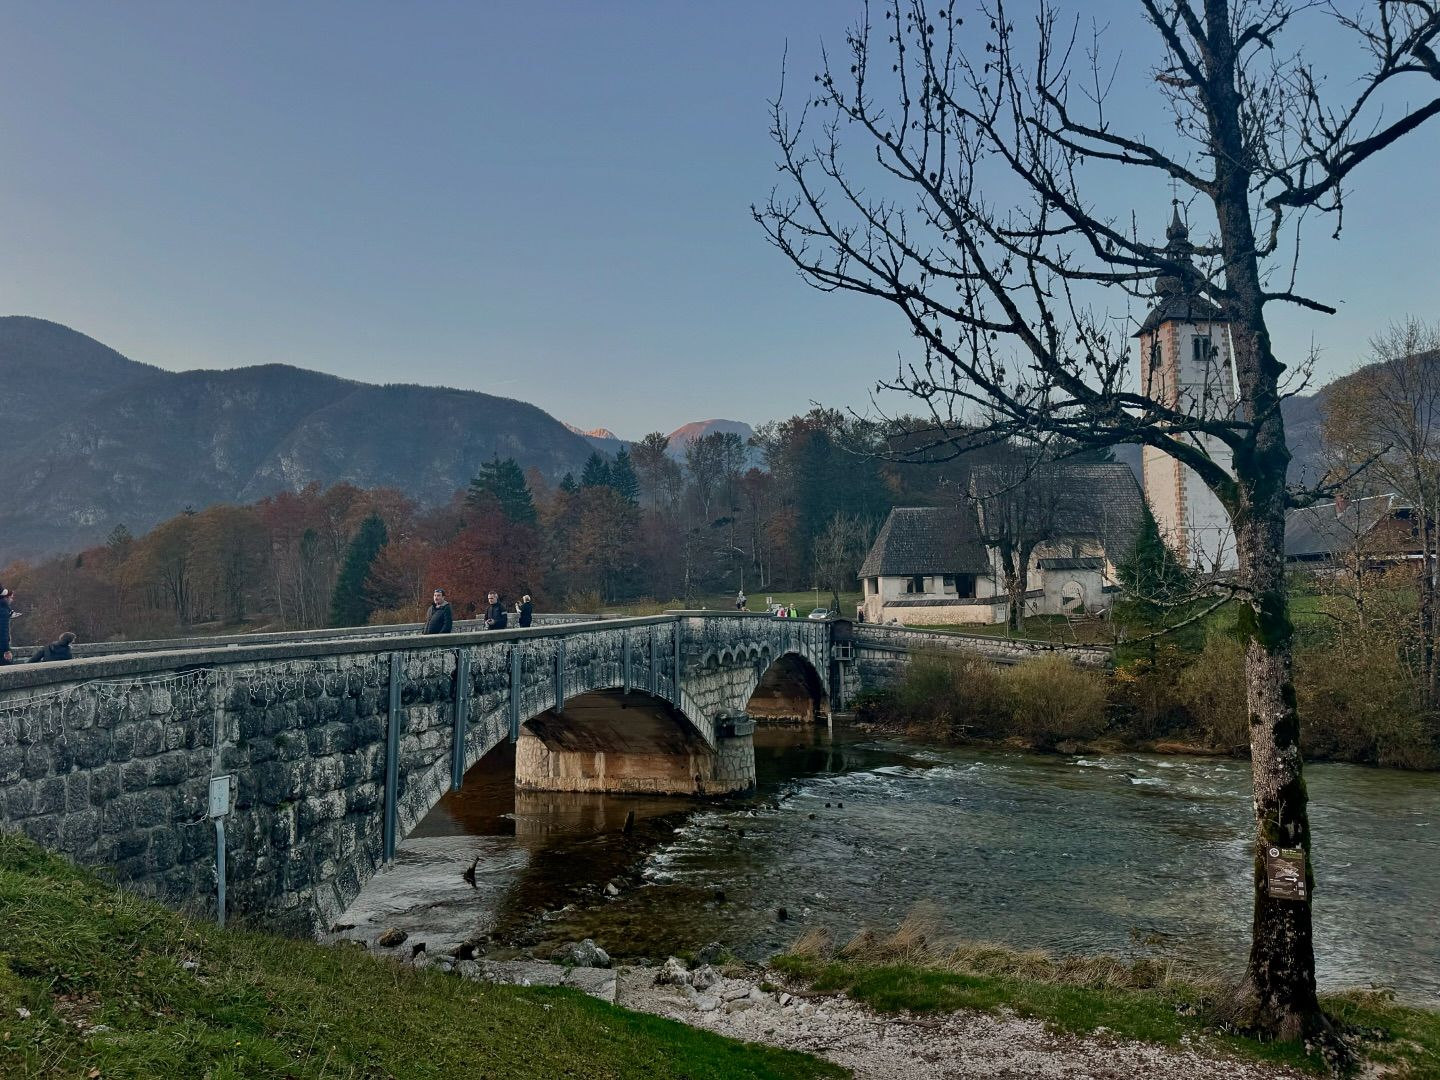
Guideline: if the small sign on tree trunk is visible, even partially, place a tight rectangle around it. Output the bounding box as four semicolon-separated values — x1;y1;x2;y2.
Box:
1264;846;1308;901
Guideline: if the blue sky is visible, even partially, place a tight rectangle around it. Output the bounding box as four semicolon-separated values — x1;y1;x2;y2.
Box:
2;1;1437;438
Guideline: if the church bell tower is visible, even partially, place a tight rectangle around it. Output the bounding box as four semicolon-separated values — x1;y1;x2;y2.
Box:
1135;206;1238;571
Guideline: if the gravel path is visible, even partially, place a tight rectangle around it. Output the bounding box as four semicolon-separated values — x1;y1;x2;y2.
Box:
613;966;1308;1080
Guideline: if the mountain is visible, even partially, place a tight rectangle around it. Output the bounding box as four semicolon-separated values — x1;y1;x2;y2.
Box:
0;317;601;561
563;422;628;456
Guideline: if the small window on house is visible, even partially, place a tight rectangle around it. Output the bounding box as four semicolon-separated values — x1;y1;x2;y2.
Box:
1192;336;1215;363
954;574;977;598
942;575;955;591
907;575;925;594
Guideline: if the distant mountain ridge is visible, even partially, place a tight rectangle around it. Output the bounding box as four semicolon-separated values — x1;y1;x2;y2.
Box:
0;316;601;561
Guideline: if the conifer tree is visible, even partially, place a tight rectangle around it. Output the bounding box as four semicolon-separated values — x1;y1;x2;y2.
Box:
1117;506;1194;627
609;447;640;505
467;456;537;524
558;472;579;495
328;513;388;628
580;452;611;489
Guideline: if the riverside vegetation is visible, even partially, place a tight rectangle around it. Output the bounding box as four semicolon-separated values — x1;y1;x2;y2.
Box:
860;574;1440;771
773;917;1440;1079
0;835;838;1080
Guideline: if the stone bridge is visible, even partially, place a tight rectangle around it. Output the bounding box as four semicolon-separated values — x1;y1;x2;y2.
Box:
0;613;831;932
0;611;1108;933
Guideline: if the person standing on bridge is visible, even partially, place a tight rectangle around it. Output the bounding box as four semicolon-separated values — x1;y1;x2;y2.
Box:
484;591;508;630
0;588;13;664
423;588;453;634
29;632;76;663
517;594;533;628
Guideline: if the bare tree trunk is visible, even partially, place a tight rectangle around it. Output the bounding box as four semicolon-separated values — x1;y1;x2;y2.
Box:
1235;496;1320;1039
1423;508;1437;707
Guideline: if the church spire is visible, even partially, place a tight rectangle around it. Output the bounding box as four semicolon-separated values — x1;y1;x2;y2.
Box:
1155;201;1194;298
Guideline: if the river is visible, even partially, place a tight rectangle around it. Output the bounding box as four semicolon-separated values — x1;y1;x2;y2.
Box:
339;723;1440;1004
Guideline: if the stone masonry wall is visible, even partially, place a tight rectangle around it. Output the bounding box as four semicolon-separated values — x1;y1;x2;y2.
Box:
0;615;824;932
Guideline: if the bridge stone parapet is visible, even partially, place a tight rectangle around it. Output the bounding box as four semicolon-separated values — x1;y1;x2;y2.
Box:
0;614;831;931
841;624;1111;704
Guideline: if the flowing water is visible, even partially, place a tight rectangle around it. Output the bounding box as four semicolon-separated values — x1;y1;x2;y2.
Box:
349;724;1440;1004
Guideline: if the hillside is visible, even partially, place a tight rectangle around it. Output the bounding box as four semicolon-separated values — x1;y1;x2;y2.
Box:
0;317;600;560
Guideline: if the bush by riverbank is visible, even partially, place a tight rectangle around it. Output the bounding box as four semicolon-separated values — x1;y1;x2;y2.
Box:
0;834;839;1080
773;918;1440;1078
861;639;1440;769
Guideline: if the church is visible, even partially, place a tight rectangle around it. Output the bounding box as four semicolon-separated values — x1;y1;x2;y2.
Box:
858;209;1236;627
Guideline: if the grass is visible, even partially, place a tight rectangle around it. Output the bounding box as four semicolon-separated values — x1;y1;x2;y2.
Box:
0;834;843;1080
774;919;1440;1078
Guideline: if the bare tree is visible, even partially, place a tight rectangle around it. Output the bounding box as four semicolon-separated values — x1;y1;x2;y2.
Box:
755;0;1440;1043
812;511;872;611
969;460;1083;632
1323;318;1440;700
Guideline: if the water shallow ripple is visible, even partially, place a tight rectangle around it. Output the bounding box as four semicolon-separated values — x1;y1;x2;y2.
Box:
381;725;1440;1003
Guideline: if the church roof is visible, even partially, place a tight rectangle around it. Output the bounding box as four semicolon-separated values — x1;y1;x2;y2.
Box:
968;461;1147;558
1134;204;1232;336
859;506;991;577
1134;292;1228;337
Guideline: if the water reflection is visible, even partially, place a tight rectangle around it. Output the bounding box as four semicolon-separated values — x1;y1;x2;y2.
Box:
384;724;1440;1003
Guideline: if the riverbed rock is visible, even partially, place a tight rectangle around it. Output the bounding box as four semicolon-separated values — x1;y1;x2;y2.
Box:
376;927;408;948
693;994;720;1013
724;998;753;1014
722;984;753;1002
695;941;726;966
553;939;611;968
455;960;481;980
689;964;719;991
655;956;693;986
797;1002;816;1018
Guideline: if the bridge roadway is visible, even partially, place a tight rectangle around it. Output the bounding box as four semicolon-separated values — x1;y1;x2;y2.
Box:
0;611;1107;932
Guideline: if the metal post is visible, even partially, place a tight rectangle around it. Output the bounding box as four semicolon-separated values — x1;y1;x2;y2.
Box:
214;818;226;928
509;647;522;742
622;631;632;696
451;649;471;791
672;621;682;706
649;628;659;696
383;652;402;863
554;638;566;714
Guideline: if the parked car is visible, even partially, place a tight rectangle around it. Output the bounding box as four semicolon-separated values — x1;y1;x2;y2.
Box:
807;607;832;621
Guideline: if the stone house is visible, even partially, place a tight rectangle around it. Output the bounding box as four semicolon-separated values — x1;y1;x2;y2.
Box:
859;462;1146;626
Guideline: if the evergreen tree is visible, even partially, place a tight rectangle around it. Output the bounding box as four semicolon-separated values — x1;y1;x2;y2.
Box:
328;514;388;628
609;447;640;505
558;472;579;495
467;456;537;524
1117;506;1194;626
580;452;611;488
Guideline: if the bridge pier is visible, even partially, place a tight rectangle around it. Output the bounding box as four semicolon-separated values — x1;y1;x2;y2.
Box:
513;691;755;795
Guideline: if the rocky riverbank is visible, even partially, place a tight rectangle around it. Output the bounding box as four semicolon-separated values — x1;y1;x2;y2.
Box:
347;933;1313;1080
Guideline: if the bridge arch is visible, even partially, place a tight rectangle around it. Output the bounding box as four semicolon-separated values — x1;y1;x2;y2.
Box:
742;650;828;724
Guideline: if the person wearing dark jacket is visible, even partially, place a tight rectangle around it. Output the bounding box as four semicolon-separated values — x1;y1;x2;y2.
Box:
484;591;508;630
30;632;76;663
0;588;13;664
517;594;534;628
423;588;453;634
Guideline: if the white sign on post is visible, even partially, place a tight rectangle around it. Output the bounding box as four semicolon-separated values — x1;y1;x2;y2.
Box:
208;775;233;819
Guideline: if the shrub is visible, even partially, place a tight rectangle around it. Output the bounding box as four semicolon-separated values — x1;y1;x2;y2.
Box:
1175;634;1249;753
1002;655;1108;748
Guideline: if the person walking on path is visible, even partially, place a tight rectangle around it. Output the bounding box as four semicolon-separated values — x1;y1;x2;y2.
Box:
735;591;747;611
0;588;14;664
29;632;76;663
484;591;508;630
423;588;453;634
517;594;534;628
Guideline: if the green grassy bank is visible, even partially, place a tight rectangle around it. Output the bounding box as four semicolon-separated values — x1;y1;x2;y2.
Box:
775;923;1440;1078
0;835;841;1080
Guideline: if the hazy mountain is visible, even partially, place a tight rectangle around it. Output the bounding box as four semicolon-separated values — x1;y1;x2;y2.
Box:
0;316;600;560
